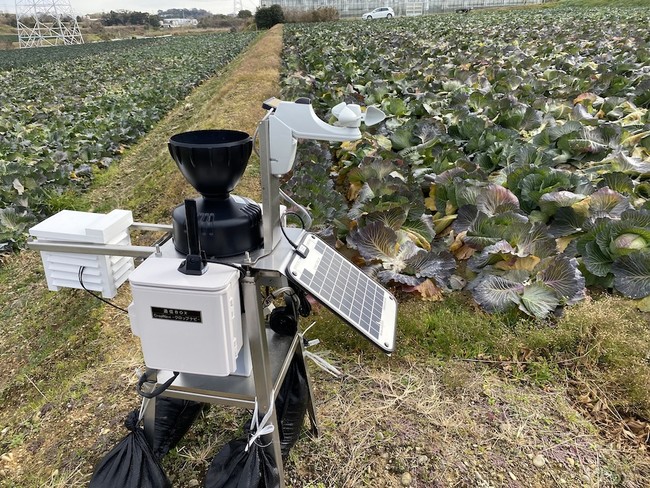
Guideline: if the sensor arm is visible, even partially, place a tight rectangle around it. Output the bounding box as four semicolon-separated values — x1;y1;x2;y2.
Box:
259;97;385;253
266;98;385;176
273;100;363;141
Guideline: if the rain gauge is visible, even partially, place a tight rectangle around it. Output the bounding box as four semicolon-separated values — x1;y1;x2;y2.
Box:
28;97;397;486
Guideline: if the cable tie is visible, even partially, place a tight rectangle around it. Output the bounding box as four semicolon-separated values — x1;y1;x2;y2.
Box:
263;303;276;317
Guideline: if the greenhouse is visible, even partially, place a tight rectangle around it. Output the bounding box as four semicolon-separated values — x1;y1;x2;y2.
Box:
273;0;544;17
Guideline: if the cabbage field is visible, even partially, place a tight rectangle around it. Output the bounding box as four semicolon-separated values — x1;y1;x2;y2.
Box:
0;32;255;251
1;8;648;319
282;7;650;318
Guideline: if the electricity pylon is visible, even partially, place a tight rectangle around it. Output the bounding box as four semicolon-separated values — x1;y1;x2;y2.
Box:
15;0;84;48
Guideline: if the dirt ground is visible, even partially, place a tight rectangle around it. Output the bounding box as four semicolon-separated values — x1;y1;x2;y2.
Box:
284;345;650;487
5;314;649;487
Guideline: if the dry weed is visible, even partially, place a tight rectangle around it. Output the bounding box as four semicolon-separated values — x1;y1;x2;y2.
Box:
286;353;650;487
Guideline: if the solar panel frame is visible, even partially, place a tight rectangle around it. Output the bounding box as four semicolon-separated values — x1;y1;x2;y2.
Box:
286;233;397;353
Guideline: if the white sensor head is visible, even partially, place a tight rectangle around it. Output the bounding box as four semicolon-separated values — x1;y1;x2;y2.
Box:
332;102;385;128
363;106;386;126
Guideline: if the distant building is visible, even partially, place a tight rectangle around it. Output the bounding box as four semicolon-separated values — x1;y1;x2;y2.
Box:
160;18;198;28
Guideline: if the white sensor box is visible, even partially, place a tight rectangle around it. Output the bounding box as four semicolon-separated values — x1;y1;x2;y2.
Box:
128;256;243;376
29;209;134;298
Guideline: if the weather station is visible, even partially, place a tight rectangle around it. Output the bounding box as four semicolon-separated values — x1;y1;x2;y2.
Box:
28;97;397;486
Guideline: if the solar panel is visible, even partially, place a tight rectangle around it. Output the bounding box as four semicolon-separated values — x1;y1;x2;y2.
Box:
286;233;397;353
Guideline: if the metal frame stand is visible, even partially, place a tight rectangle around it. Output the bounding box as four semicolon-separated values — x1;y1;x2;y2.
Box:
140;259;319;487
27;110;331;486
26;100;395;486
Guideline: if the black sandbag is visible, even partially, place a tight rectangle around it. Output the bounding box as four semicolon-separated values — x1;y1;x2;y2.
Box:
204;438;279;488
275;356;309;457
153;397;204;459
89;410;171;488
242;356;309;458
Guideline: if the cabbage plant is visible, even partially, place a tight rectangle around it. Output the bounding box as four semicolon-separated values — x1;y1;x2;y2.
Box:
577;209;650;298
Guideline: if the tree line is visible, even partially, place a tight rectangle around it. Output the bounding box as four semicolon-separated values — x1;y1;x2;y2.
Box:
99;11;161;27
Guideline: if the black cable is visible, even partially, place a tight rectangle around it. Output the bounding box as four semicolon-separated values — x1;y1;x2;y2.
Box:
78;266;128;313
137;370;179;398
205;259;246;279
295;287;312;317
152;232;173;248
280;211;306;256
284;211;306;229
279;224;299;251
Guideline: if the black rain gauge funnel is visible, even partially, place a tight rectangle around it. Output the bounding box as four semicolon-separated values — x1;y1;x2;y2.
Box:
168;130;263;258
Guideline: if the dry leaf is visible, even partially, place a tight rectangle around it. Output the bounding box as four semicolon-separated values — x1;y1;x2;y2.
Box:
573;92;598;105
449;231;466;252
414;279;444;301
556;236;575;253
494;255;541;272
449;231;476;260
347;181;363;201
12;179;24;195
636;295;650;312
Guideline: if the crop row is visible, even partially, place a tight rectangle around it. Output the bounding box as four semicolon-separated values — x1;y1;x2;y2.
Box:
281;7;650;317
0;32;256;251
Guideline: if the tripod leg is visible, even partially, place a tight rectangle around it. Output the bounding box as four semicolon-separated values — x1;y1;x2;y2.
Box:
141;396;156;448
297;339;320;437
243;273;285;487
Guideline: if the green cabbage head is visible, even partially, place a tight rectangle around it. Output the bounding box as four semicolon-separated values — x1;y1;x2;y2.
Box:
609;233;647;256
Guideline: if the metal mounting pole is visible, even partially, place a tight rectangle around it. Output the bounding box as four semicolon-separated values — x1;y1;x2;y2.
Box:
241;271;285;486
296;338;320;438
259;116;283;255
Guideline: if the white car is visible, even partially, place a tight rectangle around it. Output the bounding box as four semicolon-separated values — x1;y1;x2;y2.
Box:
362;7;395;20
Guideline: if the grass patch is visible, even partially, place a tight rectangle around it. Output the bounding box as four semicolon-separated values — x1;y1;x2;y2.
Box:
296;291;649;465
392;293;650;418
294;291;650;419
41;188;90;215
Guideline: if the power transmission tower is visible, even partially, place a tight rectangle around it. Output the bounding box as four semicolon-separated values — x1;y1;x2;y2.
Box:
233;0;244;15
15;0;84;48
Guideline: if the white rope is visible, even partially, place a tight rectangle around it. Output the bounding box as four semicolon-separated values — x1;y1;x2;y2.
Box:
138;397;151;422
299;326;342;378
246;391;276;452
262;287;295;307
304;350;342;378
252;111;271;159
303;321;317;335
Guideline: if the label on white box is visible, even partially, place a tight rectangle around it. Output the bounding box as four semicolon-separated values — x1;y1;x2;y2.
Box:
151;307;202;323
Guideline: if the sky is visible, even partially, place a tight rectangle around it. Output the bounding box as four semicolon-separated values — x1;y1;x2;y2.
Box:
0;0;261;16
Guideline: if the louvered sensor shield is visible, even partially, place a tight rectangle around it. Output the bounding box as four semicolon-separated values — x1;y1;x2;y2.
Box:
287;234;397;353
